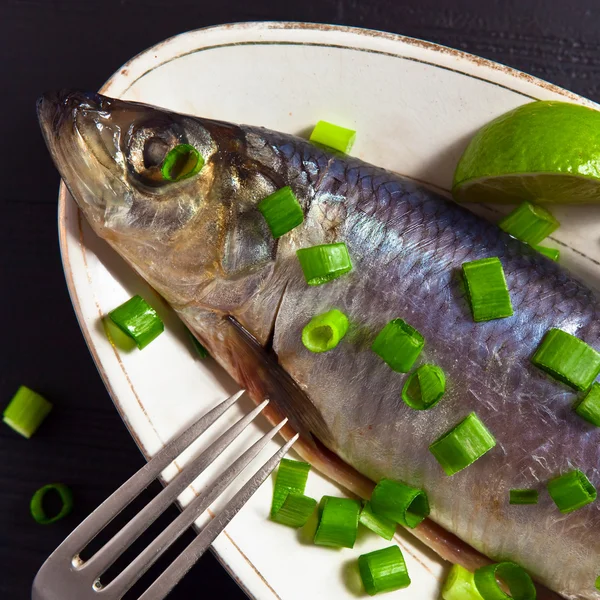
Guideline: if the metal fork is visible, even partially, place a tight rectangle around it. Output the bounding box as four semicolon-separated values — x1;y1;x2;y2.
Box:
32;390;297;600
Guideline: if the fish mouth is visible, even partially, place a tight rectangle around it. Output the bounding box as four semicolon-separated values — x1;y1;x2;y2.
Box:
37;90;112;170
37;90;130;218
37;89;119;168
37;89;103;140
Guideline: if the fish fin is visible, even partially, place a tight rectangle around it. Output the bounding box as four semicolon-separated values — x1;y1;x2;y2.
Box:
225;315;334;446
218;316;373;496
189;315;561;599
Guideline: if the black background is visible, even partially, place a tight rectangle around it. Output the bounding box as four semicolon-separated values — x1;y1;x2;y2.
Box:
1;1;599;598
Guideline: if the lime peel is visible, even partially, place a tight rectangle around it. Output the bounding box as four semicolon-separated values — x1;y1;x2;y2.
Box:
453;101;600;204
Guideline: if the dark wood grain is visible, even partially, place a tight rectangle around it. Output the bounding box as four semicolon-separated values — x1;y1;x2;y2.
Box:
1;1;599;598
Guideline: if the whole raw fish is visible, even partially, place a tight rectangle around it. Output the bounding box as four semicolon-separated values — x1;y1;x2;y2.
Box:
38;91;600;599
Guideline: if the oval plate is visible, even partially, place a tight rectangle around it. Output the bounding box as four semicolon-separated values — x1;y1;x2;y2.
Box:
58;22;600;600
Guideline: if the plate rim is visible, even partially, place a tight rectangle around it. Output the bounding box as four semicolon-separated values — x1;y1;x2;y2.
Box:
100;21;595;107
56;21;595;600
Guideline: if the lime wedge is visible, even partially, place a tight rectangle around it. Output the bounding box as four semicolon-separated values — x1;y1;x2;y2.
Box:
453;101;600;204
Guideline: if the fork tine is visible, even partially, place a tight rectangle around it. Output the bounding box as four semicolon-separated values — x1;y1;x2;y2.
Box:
105;419;289;597
80;399;269;579
138;434;300;600
51;390;245;560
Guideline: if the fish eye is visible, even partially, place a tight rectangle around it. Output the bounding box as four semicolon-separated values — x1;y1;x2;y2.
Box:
143;136;171;168
125;119;183;186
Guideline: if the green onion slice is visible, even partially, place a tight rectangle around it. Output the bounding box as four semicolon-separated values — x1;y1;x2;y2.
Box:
271;493;317;528
359;501;397;540
509;489;539;505
547;469;597;514
309;120;356;154
535;246;560;262
402;364;446;410
574;382;600;426
442;564;484;600
30;483;73;524
372;319;424;373
370;478;430;529
3;386;52;439
108;295;164;350
302;309;349;353
258;186;304;238
271;458;311;516
313;496;361;548
596;575;600;591
296;243;352;286
103;317;137;351
531;328;600;391
498;201;559;245
186;328;209;359
161;144;204;181
462;257;513;322
474;562;536;600
430;413;497;476
358;546;411;596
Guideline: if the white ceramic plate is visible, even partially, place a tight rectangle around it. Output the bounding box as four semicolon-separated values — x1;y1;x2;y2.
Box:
57;22;600;600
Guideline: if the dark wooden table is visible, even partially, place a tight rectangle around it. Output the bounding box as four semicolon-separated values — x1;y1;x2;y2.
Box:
1;1;599;598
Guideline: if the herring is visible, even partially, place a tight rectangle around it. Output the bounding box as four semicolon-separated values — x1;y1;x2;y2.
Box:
38;91;599;599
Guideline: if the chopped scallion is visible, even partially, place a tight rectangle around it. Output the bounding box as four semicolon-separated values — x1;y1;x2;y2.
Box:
370;478;430;529
442;564;484;600
372;319;424;373
271;458;311;516
313;496;361;548
509;489;539;505
103;317;137;351
430;413;496;476
535;245;560;261
462;257;513;322
498;201;559;245
309;120;356;154
296;243;352;286
161;144;204;181
596;575;600;591
258;186;304;238
3;386;52;439
108;295;164;350
547;469;597;514
402;364;446;410
474;561;536;600
302;309;349;353
30;483;73;524
359;501;397;540
358;546;411;596
531;328;600;391
574;382;600;426
271;493;317;528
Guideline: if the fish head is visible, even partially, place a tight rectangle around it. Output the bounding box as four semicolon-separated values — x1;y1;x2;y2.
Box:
37;90;279;310
38;90;336;451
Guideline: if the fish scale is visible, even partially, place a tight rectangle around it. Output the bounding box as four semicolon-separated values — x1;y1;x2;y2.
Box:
270;147;600;598
38;91;599;599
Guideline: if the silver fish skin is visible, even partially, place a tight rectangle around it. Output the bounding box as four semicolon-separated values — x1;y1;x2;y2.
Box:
38;91;599;599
